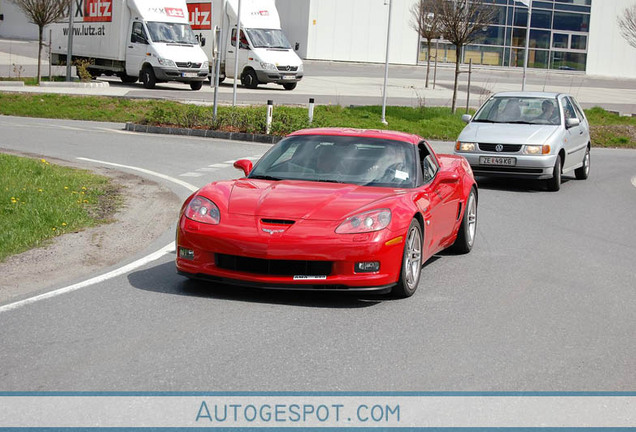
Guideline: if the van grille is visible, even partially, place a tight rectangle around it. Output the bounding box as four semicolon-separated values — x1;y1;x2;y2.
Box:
276;66;298;72
176;62;202;68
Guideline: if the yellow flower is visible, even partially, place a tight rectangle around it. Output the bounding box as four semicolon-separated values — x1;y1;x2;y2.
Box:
83;200;89;203
38;189;43;192
52;227;56;231
62;222;67;226
64;186;69;190
81;187;87;191
40;159;46;163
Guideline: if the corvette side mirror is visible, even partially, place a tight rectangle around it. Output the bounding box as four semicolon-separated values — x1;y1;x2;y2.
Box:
437;171;459;184
234;159;253;176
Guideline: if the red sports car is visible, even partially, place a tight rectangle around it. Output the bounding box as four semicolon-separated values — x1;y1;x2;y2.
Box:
176;128;477;297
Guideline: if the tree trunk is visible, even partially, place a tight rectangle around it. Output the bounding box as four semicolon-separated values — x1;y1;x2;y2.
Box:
37;25;43;84
425;39;431;88
452;45;461;113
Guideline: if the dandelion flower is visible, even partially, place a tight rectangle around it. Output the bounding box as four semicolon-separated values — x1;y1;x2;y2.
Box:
64;186;69;190
62;222;67;226
52;227;56;231
40;159;46;163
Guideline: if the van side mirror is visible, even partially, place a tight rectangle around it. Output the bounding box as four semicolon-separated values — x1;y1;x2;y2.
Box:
200;36;206;47
295;42;300;51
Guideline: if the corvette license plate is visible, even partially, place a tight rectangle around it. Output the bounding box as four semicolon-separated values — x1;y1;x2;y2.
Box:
480;156;516;166
182;72;198;78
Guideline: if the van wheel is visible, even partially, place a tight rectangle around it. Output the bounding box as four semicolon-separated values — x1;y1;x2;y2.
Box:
241;69;259;89
282;82;297;90
546;155;562;192
575;147;590;180
140;66;156;89
190;81;203;91
119;73;137;84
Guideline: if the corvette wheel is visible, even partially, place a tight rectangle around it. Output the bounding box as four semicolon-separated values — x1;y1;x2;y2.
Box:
392;219;423;298
575;147;590;180
546;154;562;192
451;188;477;254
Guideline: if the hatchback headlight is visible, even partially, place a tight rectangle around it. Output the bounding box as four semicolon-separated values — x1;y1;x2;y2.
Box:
455;141;476;152
523;145;551;155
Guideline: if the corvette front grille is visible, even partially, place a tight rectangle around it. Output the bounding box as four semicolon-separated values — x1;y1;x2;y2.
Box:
215;254;332;276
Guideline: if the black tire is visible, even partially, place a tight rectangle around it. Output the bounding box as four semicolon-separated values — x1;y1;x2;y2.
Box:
546;154;562;192
241;69;259;89
119;73;138;84
140;66;156;89
451;188;477;254
392;219;423;298
282;82;297;90
190;81;203;91
575;147;590;180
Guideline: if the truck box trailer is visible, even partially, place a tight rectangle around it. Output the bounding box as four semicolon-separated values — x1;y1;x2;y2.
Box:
50;0;209;90
187;0;303;90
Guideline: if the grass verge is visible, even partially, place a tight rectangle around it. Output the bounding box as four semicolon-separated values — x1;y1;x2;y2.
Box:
0;154;121;262
0;93;634;147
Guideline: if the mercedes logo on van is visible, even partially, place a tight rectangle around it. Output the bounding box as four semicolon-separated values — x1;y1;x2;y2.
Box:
186;62;192;68
495;144;504;152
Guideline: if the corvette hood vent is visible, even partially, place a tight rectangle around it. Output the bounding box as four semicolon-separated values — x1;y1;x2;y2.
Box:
261;219;295;225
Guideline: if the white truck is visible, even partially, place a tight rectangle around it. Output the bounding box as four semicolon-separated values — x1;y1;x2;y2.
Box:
187;0;303;90
50;0;209;90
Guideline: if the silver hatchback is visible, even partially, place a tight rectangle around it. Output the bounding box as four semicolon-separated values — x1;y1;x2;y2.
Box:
454;92;591;191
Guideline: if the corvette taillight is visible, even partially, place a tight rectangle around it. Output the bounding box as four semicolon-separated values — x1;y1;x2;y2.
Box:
336;209;391;234
184;196;220;225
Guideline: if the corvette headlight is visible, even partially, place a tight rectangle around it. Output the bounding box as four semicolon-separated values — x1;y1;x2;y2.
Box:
455;141;476;152
184;196;220;225
157;57;176;68
523;145;551;155
336;209;391;234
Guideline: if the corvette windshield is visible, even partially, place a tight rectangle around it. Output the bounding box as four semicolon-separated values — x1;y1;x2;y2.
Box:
249;135;416;188
474;96;561;125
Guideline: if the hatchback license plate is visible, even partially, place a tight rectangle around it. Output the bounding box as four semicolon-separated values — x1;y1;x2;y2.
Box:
480;156;516;166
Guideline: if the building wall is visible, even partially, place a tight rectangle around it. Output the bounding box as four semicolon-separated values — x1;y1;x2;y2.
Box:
277;0;419;65
0;0;39;40
587;0;636;79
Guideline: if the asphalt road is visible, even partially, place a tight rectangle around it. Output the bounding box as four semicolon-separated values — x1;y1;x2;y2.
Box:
0;115;635;391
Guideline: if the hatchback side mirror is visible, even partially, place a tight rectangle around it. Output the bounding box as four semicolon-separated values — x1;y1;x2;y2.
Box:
566;118;580;128
234;159;253;176
461;114;472;124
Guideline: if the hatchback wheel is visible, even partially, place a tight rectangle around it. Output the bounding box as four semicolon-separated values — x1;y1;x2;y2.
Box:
575;147;590;180
546;155;562;192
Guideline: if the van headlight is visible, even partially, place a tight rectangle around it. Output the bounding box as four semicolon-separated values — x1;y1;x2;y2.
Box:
202;61;209;70
260;62;277;70
157;57;176;68
455;141;476;152
297;63;304;73
523;145;551;155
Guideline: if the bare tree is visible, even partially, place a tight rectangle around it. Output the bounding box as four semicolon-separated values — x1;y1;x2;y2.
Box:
9;0;70;83
433;0;497;113
618;3;636;49
411;0;441;88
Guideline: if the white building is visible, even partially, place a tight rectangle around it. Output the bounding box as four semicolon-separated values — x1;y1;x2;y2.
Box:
1;0;635;79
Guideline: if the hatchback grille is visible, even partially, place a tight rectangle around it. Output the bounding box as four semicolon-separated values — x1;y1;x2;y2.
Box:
176;62;202;68
479;143;522;153
276;65;298;72
215;254;332;276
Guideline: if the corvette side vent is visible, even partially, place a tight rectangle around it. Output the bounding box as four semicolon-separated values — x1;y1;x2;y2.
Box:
261;219;295;225
456;203;463;221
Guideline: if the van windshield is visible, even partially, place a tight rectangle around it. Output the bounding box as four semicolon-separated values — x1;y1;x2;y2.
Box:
146;22;198;45
245;28;291;49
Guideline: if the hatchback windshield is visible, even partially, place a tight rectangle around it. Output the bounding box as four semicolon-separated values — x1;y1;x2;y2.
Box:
249;135;416;188
146;22;198;45
473;97;561;125
245;28;291;49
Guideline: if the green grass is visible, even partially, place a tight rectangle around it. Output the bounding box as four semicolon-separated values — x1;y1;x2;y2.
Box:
0;154;120;261
0;93;634;147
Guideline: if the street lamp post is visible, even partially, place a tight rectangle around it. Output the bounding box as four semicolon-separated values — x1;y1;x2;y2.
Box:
381;0;393;125
520;0;532;91
232;0;242;106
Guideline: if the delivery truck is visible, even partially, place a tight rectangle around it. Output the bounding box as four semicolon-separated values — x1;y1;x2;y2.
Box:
50;0;209;90
187;0;303;90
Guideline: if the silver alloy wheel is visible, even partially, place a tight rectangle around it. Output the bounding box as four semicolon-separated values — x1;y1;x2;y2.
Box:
466;192;477;247
404;224;422;290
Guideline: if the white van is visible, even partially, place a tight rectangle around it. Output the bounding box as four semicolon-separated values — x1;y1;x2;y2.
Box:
187;0;303;90
50;0;209;90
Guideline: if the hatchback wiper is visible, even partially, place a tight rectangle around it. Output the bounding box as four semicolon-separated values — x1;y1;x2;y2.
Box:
505;121;534;125
472;119;498;123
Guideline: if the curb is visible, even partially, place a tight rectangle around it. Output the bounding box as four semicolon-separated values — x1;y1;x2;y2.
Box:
0;81;25;87
40;81;110;88
124;123;283;144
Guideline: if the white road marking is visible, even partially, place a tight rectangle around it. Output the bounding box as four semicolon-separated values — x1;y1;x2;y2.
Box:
180;172;204;177
209;163;230;168
0;158;198;314
195;168;216;172
632;176;636;189
0;244;174;314
77;157;198;192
